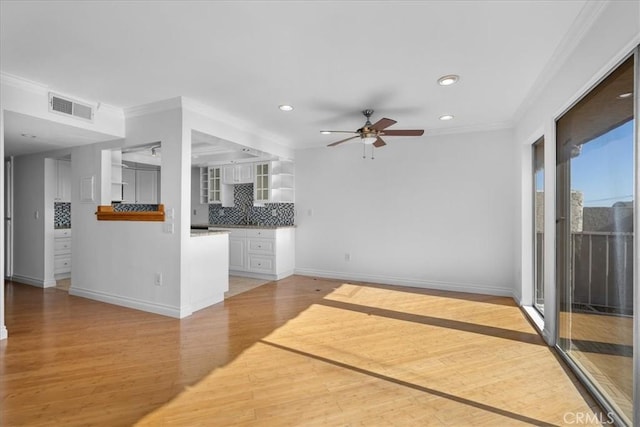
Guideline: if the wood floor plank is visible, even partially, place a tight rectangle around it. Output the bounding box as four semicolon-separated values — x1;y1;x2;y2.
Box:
1;276;606;426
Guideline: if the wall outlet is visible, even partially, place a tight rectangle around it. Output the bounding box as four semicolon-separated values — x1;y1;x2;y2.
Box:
193;209;197;216
219;210;224;216
345;253;351;262
164;223;174;234
166;208;175;219
155;272;162;286
271;209;278;217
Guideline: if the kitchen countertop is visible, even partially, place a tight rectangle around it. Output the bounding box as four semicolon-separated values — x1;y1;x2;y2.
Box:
190;229;230;237
191;224;296;230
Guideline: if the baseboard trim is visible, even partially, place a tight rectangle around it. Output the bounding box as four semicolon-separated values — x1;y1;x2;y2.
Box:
293;268;515;299
190;293;224;313
69;287;182;318
229;270;294;281
11;274;57;288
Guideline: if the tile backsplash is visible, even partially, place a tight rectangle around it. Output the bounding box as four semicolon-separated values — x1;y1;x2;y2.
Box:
208;184;294;226
112;203;159;212
54;202;71;228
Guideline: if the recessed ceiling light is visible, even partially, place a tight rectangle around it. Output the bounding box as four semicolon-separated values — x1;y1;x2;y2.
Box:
320;131;332;135
279;104;294;111
617;92;633;99
438;75;459;86
439;114;454;121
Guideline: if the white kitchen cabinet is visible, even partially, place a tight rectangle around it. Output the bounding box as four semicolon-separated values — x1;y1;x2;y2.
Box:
208;167;222;203
229;230;247;271
254;163;270;204
271;160;294;203
111;150;124;202
136;169;159;204
222;163;254;185
253;160;294;205
54;159;71;203
213;227;294;280
54;228;71;277
199;167;208;204
122;168;136;203
122;166;159;204
201;167;233;206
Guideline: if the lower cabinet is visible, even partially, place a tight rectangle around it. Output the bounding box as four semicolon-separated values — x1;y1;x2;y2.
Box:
220;227;295;280
229;235;246;271
54;228;72;277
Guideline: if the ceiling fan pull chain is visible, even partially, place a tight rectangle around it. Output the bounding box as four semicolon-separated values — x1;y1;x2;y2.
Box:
371;145;375;160
362;143;366;159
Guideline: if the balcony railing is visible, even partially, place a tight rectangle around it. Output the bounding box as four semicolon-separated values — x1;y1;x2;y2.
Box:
536;231;634;315
571;231;633;315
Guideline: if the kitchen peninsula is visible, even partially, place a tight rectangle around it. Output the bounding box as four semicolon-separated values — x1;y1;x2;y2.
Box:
187;228;229;312
192;224;295;280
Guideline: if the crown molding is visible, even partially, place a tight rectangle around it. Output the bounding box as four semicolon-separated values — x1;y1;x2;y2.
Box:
512;0;610;123
123;96;182;118
1;72;48;95
425;120;514;137
181;97;295;149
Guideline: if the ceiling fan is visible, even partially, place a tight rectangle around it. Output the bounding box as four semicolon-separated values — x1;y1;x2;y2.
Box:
322;109;424;149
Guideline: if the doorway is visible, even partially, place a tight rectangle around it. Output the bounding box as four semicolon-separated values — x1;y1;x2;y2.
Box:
4;157;13;278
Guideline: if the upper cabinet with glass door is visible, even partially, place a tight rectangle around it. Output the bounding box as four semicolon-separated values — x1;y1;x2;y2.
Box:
253;160;294;205
254;163;270;204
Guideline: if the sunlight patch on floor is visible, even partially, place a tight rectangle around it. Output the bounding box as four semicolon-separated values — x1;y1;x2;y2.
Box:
136;284;602;426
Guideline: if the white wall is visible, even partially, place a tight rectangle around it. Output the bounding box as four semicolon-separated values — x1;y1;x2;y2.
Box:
514;0;640;342
70;108;188;317
295;128;517;297
1;73;125;339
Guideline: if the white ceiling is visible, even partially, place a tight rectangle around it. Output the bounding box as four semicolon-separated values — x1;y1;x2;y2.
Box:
1;1;588;155
4;111;118;156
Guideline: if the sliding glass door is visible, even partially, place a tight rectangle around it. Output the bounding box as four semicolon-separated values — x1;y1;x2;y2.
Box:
556;55;635;425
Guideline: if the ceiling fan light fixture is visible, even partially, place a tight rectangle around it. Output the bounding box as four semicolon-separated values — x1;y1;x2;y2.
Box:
361;135;378;145
439;114;454;121
278;104;294;111
320;130;332;135
438;75;459;86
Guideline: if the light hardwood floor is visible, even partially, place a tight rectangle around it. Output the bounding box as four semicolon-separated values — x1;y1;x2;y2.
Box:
2;276;605;426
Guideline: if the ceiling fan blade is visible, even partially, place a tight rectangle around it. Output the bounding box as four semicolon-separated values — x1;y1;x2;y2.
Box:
320;130;359;134
327;135;360;147
373;137;387;148
370;118;397;131
382;129;425;136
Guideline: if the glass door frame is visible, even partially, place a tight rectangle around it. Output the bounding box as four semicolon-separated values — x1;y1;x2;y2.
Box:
553;48;638;427
633;46;639;427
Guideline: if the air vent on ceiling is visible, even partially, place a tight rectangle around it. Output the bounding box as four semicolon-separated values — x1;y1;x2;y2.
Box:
48;93;94;122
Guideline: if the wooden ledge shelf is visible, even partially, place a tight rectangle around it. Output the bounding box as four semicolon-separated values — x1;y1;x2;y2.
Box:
96;204;165;221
